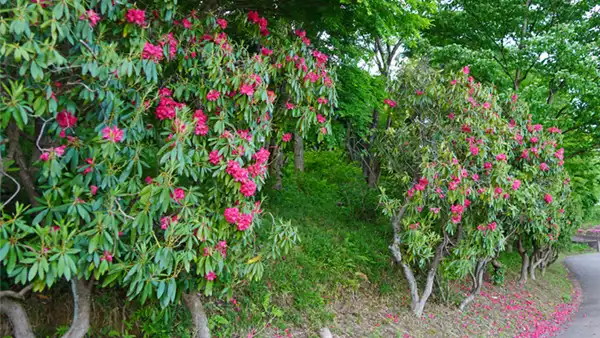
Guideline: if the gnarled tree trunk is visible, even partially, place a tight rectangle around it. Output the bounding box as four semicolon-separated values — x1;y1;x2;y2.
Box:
389;206;447;317
293;133;304;172
62;278;93;338
459;259;488;311
0;285;35;338
182;292;211;338
517;236;529;284
269;139;284;190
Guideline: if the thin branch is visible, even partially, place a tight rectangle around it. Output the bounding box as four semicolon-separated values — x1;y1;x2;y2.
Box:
116;199;135;220
0;284;33;300
79;39;97;58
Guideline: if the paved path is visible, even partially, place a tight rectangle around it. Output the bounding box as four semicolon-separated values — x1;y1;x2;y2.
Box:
559;253;600;337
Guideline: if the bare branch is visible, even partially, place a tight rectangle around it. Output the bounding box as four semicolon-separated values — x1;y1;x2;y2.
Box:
0;284;34;300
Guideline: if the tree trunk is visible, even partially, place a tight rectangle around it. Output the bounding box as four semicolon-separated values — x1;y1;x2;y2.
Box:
366;159;380;188
62;278;93;338
0;298;35;338
182;292;211;338
362;108;380;187
517;237;529;284
413;238;446;317
459;259;487;311
293;133;304;172
269;139;283;190
6;121;40;206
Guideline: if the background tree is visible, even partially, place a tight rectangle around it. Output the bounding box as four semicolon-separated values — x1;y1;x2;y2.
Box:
419;0;600;210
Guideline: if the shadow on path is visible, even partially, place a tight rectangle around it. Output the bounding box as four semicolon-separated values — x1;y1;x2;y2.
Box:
559;253;600;337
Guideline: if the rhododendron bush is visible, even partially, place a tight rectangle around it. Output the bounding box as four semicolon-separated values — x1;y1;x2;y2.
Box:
378;63;575;316
0;2;334;337
503;99;575;283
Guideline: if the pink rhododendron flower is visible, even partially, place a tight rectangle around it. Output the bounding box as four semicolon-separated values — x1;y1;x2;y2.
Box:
286;102;295;110
224;207;240;224
548;126;562;133
56;110;78;129
512;179;521;190
209;150;222;165
155;96;185;120
509;119;516;128
530;136;539;143
239;83;254;97
409;223;419;230
494;187;503;195
53;145;66;157
470;145;479;156
145;176;153;184
450;79;457;85
483;102;491;109
317;97;328;104
539;163;550;171
261;47;273;56
462;124;472;133
484;162;492;170
317;114;326;123
182;18;192;29
477;224;487;232
171;188;185;203
100;250;113;262
488;222;497;231
383;99;397;107
90;185;98;196
205;271;217;281
102;126;124;143
451;204;464;214
237;213;253;231
80;9;100;27
253;148;270;164
430;207;440;214
216;18;227;29
240;180;257;197
533;124;543;132
125;9;146;26
451;215;462;224
496;153;507;161
472;173;480;181
544;193;553;204
39;152;50;161
462;66;470;74
207;90;220;101
226;161;249;182
448;112;455;119
282;133;292;142
142;42;163;62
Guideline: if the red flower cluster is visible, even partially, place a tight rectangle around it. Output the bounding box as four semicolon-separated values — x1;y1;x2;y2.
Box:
216;18;227;29
248;11;269;36
102;126;124;143
207;90;220;101
125;9;145;26
223;207;254;231
142;42;163;62
80;9;100;27
384;98;397;107
155;90;185;120
171;188;185;203
56;110;78;129
295;29;310;46
193;109;209;135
